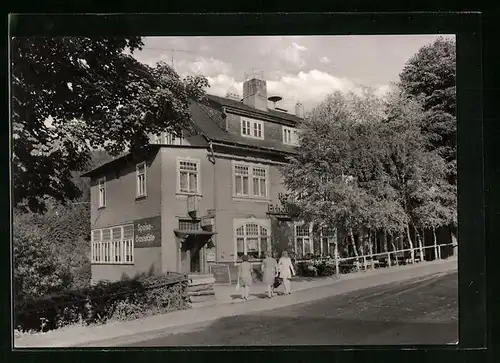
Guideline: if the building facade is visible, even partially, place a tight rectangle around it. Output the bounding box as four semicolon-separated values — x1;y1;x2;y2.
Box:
83;76;337;283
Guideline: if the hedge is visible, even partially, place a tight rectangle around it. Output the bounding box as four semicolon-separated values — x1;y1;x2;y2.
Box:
295;258;337;277
14;272;189;333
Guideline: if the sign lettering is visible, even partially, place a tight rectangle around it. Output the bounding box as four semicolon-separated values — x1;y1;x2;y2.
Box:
134;216;161;248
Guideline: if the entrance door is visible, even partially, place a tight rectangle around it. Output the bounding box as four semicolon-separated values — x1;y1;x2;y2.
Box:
190;248;201;273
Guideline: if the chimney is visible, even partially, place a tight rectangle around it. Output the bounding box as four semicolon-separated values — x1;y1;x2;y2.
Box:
243;78;268;111
295;102;304;118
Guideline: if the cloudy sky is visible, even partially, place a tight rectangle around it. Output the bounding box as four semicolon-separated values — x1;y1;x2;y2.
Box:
133;35;454;113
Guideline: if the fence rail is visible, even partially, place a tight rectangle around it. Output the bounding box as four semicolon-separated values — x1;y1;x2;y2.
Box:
295;242;457;273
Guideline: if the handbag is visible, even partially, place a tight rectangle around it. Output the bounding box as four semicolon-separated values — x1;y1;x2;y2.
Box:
273;273;282;288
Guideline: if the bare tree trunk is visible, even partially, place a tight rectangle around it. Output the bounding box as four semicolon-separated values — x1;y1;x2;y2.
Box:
368;229;374;268
334;239;340;275
421;228;426;261
433;227;440;259
414;226;424;262
359;230;367;270
383;230;390;267
406;224;415;264
349;228;359;270
383;230;388;252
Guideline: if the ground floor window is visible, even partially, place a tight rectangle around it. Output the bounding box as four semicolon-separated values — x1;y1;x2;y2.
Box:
320;227;337;257
236;222;270;260
91;224;134;264
295;224;313;259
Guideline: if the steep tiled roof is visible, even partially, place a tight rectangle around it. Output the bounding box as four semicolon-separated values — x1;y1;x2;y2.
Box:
205;94;302;124
189;99;298;155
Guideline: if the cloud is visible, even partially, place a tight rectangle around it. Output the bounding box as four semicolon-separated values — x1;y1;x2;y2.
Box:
176;56;233;78
319;56;331;64
280;42;308;68
204;69;368;112
374;84;392;98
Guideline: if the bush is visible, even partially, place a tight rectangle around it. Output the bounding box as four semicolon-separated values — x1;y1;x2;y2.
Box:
295;258;337;277
13;223;73;303
14;272;189;333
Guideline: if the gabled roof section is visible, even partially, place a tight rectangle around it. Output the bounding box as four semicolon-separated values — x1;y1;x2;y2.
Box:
189;99;298;155
205;94;302;124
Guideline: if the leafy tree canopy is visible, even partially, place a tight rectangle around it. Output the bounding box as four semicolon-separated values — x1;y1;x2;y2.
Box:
399;37;456;184
12;37;208;213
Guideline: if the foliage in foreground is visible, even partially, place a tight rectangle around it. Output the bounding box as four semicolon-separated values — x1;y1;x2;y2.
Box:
14;272;189;333
12;36;208;213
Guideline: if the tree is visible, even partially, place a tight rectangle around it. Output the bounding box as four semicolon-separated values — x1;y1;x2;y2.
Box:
399;37;456;185
399;37;457;253
12;37;208;213
280;90;404;261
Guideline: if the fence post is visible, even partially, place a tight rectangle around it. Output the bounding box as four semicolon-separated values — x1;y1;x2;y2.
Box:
387;251;391;267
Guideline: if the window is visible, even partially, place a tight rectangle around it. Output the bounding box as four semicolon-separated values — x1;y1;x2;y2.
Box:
236;223;269;260
320;227;336;257
179;159;199;194
241;117;264;140
283;126;299;146
252;167;267;197
136;163;147;198
98;177;106;208
234;165;249;196
241;119;251;136
91;224;134;264
295;224;313;259
179;219;200;231
233;162;268;199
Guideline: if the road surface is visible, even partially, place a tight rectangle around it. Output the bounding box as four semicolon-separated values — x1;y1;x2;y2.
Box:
119;271;458;346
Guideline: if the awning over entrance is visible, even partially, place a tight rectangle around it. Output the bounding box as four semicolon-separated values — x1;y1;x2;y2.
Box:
174;229;216;252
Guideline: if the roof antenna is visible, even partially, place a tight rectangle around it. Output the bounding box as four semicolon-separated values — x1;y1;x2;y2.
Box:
268;96;282;110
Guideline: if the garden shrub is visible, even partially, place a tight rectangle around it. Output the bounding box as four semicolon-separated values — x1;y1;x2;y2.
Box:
295;258;337;277
14;272;189;333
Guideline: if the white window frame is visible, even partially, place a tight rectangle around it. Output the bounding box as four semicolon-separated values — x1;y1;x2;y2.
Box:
241;117;264;140
282;126;299;146
177;157;201;195
320;226;337;257
294;222;314;259
98;177;106;208
136;162;147;198
234;218;271;262
232;161;269;199
91;224;134;264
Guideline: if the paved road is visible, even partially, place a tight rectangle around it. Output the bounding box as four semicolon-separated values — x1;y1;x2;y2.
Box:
119;270;458;346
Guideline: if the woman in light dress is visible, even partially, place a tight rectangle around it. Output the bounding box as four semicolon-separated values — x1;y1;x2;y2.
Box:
278;250;296;295
261;250;278;298
237;254;253;300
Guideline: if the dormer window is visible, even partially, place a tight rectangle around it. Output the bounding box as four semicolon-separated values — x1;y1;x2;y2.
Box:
241;117;264;140
283;126;299;146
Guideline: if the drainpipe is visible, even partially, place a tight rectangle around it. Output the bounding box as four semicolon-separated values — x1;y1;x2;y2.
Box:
209;141;217;272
